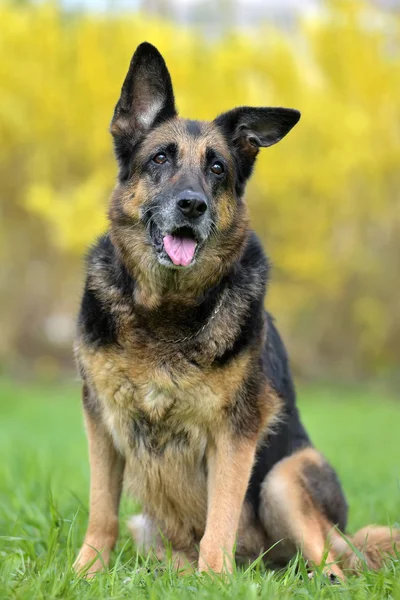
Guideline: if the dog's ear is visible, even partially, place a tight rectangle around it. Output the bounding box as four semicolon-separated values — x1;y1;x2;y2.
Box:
214;106;300;192
111;42;177;180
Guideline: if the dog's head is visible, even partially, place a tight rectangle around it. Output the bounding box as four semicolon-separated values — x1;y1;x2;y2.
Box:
109;42;300;288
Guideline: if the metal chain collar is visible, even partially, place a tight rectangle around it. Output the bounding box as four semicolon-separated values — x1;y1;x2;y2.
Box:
152;291;226;344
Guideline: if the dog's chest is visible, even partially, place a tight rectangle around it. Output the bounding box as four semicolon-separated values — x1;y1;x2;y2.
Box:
81;338;226;455
80;340;222;529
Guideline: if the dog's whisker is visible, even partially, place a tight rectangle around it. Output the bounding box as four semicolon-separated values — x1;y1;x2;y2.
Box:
140;206;161;219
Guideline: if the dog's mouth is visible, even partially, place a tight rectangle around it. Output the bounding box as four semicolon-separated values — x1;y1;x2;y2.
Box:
150;222;199;267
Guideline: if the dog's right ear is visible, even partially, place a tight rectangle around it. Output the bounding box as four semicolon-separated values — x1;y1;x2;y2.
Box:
111;42;177;180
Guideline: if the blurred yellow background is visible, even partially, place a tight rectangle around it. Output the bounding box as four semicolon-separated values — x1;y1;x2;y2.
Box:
1;0;399;383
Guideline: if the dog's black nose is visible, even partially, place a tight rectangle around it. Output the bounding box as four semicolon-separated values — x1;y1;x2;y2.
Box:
176;190;208;219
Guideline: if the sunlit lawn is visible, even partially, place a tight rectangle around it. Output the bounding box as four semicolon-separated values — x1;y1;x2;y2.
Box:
0;377;399;599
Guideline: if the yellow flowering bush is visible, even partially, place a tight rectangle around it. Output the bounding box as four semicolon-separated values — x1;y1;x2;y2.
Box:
1;0;399;379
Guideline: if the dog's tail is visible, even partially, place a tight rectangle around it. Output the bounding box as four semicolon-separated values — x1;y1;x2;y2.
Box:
330;525;400;574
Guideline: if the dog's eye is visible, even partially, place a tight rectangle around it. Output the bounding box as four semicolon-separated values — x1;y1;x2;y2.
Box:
210;161;224;175
153;152;167;165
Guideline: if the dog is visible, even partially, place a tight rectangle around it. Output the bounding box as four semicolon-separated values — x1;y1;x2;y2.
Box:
74;42;399;580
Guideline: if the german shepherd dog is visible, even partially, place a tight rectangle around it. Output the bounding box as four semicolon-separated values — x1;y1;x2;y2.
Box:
74;42;399;580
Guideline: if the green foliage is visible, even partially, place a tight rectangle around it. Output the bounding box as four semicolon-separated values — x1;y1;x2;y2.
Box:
1;1;400;378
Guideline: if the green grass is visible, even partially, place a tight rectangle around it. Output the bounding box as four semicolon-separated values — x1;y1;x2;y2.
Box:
0;378;399;599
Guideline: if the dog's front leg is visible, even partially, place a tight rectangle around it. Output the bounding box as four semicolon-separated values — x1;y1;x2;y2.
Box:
198;433;257;574
74;385;125;576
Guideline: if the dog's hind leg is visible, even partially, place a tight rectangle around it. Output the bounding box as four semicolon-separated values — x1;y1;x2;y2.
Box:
258;447;348;580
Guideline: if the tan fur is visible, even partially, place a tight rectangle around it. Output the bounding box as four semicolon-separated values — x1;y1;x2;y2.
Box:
127;437;266;575
198;435;258;573
259;447;399;580
74;399;125;576
259;449;345;579
330;525;400;574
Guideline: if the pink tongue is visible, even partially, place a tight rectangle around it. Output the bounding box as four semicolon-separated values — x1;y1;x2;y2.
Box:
163;235;197;266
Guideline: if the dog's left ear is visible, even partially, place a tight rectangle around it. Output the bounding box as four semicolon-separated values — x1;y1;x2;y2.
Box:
214;106;300;188
111;42;177;180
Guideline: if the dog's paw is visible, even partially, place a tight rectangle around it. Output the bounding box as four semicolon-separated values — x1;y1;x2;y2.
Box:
73;545;109;578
